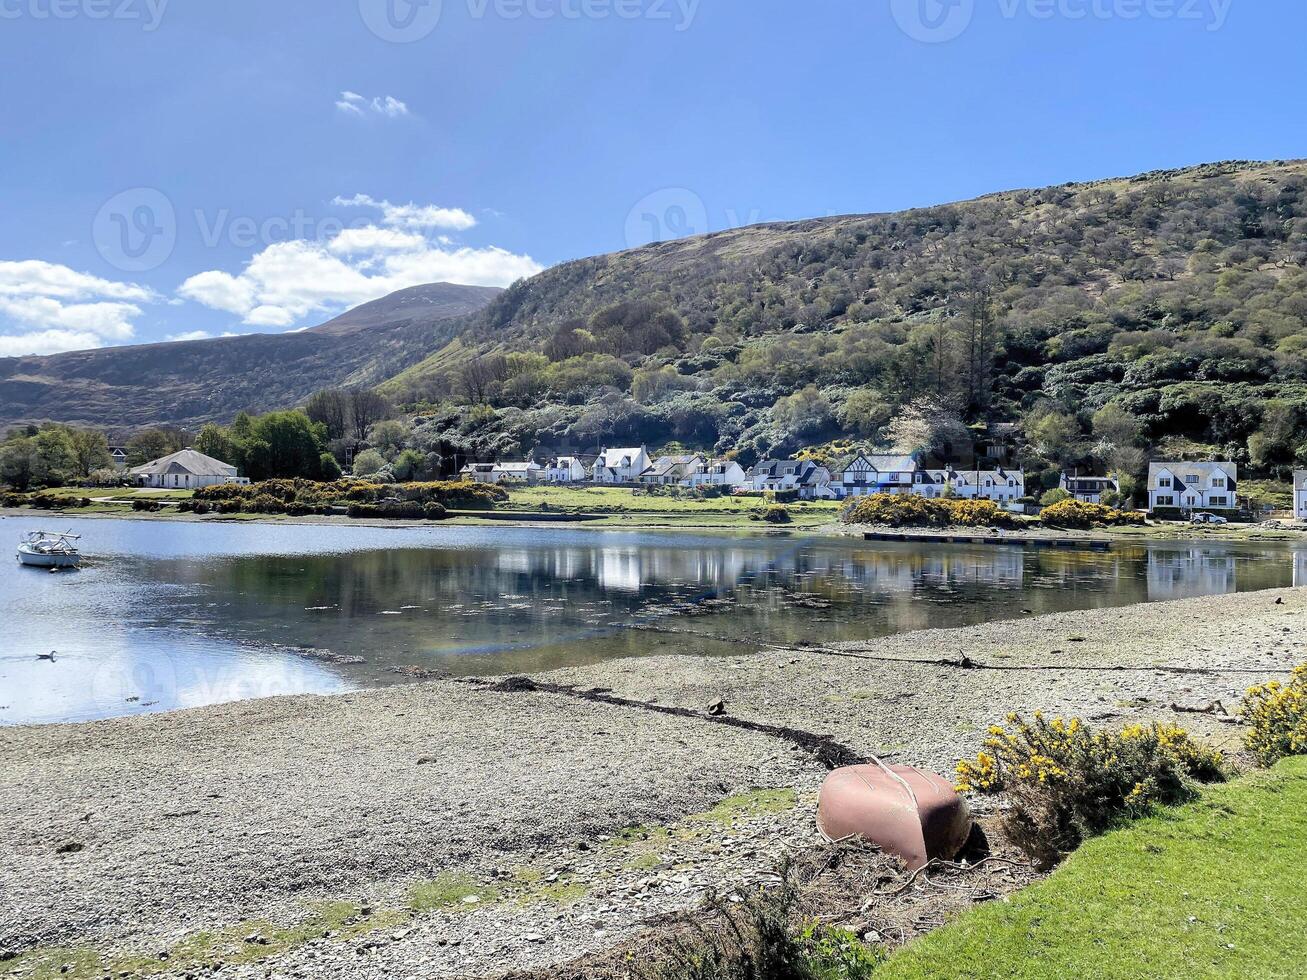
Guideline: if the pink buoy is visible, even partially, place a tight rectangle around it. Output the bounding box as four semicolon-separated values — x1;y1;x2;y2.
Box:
816;761;973;870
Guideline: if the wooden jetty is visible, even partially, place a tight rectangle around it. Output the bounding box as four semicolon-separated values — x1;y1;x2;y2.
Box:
863;531;1112;552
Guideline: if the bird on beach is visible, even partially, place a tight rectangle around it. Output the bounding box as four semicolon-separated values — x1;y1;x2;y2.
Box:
37;650;57;662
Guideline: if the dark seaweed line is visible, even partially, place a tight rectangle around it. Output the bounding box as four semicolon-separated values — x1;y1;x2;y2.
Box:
464;676;865;771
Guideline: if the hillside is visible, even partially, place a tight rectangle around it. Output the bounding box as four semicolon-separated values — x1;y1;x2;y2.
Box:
0;283;499;432
378;160;1307;479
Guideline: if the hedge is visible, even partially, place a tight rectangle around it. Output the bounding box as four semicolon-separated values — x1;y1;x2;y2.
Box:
841;493;1020;529
184;479;502;517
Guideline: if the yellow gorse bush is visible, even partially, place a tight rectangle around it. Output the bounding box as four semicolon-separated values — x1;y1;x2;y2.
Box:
842;493;1019;529
956;712;1223;863
1039;499;1146;529
1242;665;1307;767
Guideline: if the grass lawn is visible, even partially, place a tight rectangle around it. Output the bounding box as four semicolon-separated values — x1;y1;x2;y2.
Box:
878;757;1307;980
501;485;843;528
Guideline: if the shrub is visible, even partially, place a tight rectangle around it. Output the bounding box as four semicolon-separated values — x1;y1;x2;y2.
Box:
956;713;1224;865
190;478;505;515
1242;665;1307;767
637;884;882;980
132;499;162;512
755;505;791;524
1039;499;1146;529
1039;487;1072;507
842;493;1019;529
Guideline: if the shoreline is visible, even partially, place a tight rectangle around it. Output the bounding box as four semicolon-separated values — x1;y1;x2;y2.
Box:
2;587;1303;978
5;504;1305;543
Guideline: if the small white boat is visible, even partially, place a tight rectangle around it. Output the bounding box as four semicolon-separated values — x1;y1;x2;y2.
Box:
17;530;82;569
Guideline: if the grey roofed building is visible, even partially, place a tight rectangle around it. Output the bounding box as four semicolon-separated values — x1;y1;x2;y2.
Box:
129;449;245;490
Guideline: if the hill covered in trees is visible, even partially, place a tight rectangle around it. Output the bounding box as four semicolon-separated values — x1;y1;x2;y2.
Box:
0;283;500;433
378;160;1307;492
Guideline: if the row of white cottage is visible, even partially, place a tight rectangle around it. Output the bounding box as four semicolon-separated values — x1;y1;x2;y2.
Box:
462;448;1028;506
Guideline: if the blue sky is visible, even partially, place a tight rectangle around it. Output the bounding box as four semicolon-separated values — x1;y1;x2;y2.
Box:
1;0;1304;355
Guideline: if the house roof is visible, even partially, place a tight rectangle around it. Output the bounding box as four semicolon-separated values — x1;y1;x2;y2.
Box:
1149;462;1237;492
129;449;236;478
866;454;919;472
1062;475;1119;489
752;460;826;483
597;447;645;469
494;461;541;473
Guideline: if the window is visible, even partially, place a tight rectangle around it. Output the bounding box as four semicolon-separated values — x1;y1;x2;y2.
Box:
1155;495;1175;507
1158;476;1172;489
1209;496;1228;507
1211;477;1225;488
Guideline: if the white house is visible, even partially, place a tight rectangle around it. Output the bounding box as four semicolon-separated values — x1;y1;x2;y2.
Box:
108;446;129;470
951;468;1025;507
592;447;652;484
917;467;1026;509
129;449;248;490
459;463;499;484
1060;473;1120;504
684;458;748;490
1148;462;1237;514
1295;471;1307;521
639;454;705;486
545;457;590;483
749;460;835;500
492;461;543;484
830;454;920;498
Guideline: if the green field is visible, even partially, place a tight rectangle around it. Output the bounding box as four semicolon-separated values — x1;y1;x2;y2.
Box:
500;485;843;528
879;758;1307;980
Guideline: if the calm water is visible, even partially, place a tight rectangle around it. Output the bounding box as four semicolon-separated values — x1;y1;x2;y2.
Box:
1;516;1303;725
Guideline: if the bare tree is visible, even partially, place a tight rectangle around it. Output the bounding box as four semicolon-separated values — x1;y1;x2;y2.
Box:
349;389;391;446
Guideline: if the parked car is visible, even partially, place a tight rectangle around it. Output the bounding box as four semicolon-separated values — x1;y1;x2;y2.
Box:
1190;512;1228;525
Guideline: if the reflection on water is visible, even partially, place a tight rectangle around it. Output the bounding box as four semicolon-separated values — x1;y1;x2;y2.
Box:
0;517;1300;725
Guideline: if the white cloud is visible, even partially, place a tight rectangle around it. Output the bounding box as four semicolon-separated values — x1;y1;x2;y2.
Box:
0;260;156;356
177;203;542;329
0;259;153;303
334;193;476;232
328;226;427;256
0;329;107;357
174;270;257;316
165;330;215;342
335;91;411;119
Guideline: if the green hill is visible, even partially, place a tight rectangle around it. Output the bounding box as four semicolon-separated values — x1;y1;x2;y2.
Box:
381;159;1307;482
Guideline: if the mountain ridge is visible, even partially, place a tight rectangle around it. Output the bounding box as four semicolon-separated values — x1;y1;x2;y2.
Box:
0;282;500;433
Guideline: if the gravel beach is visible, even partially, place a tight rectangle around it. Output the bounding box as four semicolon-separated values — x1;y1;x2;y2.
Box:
2;586;1302;979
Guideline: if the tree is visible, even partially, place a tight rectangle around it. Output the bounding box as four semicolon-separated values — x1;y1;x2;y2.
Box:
391;449;427;482
886;399;971;459
126;428;183;467
1040;487;1072;507
838;389;894;438
194;424;236;465
772;387;834;439
34;427;78;486
957;280;998;417
349;390;391;446
0;437;37;490
242;411;327;481
319;453;343;481
366;420;411;460
352;449;387;477
1025;407;1082;466
70;429;112;478
304;388;352;443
